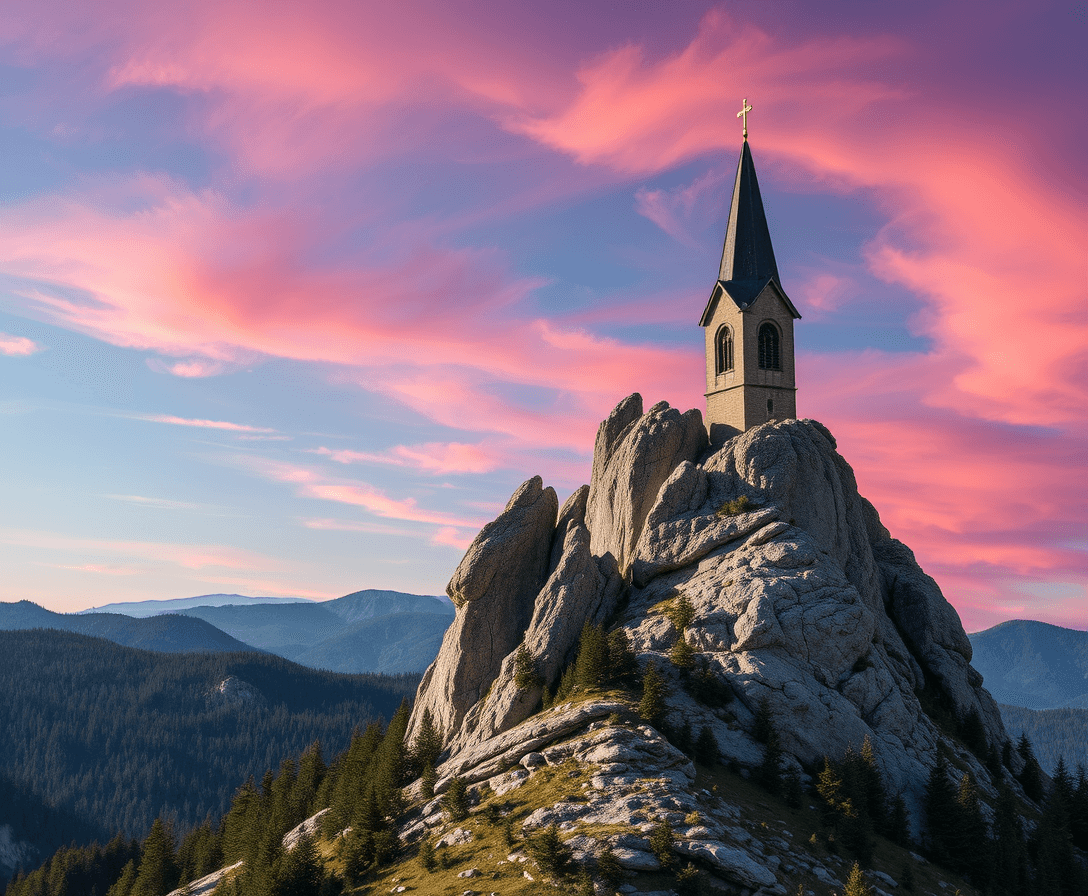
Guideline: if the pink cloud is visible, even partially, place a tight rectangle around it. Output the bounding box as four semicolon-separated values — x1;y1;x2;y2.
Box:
146;357;235;377
302;518;415;537
312;441;502;475
515;10;1085;433
139;413;276;433
431;526;473;551
0;333;42;356
248;458;488;531
801;351;1087;631
634;167;728;245
0;527;282;572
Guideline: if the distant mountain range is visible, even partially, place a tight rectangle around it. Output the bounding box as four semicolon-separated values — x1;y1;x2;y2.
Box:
968;619;1088;710
79;593;314;616
0;600;255;653
172;590;454;674
1;589;454;675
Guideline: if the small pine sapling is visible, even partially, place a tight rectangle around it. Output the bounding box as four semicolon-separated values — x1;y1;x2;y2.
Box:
844;862;874;896
695;726;719;766
526;823;571;879
514;645;543;691
649;820;676;870
418;837;437;872
441;776;469;821
596;845;624;888
639;662;668;727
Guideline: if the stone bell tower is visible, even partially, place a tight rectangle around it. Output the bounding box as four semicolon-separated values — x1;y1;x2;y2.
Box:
699;100;800;444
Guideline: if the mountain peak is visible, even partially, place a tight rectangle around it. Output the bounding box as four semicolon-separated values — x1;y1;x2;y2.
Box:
408;394;1015;848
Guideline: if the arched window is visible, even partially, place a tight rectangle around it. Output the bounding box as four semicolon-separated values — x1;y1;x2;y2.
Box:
758;322;781;370
715;325;734;374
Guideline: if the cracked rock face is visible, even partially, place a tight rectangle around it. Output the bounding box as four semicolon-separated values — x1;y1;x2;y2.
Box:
409;394;1012;829
408;476;557;745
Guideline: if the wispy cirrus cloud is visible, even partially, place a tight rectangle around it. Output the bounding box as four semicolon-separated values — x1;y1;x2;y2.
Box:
0;527;283;572
247;457;487;533
311;441;502;475
137;413;276;433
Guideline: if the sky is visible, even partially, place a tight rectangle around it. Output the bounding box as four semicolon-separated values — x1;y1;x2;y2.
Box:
0;0;1084;631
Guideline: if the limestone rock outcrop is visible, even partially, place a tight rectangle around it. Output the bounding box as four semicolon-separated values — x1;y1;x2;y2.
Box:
585;394;707;577
408;393;1014;850
408;475;557;744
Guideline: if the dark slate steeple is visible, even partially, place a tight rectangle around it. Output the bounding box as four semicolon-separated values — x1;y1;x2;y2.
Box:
718;140;780;285
700;135;799;324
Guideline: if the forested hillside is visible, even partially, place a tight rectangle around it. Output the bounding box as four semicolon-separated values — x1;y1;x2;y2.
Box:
998;704;1088;775
0;629;417;883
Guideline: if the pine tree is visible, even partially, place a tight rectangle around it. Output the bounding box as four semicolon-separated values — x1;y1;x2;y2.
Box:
130;818;179;896
669;634;695;671
1032;764;1081;896
370;700;411;818
887;793;911;847
756;727;783;796
514;645;543;691
441;777;469;821
1070;765;1088;852
952;773;988;881
816;757;844;829
843;861;874;896
222;777;262;863
596;845;624;889
923;754;957;866
858;736;887;831
1016;733;1044;802
273;834;323;896
666;595;695;631
105;860;138;896
695;725;719;766
292;741;326;824
751;697;774;744
648;821;675;870
525;823;571;879
420;762;437;800
418;836;437;872
991;783;1028;896
574;623;608;690
410;708;443;774
639;662;667;727
606;628;637;681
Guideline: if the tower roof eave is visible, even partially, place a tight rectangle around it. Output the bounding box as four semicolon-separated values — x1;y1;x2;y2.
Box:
698;277;802;327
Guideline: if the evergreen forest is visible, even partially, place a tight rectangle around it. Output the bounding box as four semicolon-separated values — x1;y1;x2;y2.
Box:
5;623;1088;896
0;629;417;884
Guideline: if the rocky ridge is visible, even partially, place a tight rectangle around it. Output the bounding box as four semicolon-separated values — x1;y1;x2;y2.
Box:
400;394;1018;894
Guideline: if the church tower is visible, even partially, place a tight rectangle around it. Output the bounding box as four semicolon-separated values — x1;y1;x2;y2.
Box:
699;101;800;444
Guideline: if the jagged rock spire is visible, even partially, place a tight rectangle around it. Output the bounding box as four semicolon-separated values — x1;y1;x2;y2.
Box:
717;140;780;285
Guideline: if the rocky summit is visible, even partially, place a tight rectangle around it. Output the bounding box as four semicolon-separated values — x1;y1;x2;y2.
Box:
401;394;1019;894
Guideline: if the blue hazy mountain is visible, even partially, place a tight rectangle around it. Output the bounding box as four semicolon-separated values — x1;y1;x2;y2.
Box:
79;593;314;617
175;589;454;673
0;600;256;653
294;610;453;674
968;619;1088;710
969;620;1088;773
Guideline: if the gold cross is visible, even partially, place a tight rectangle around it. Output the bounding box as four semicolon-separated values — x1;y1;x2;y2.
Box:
737;98;753;140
